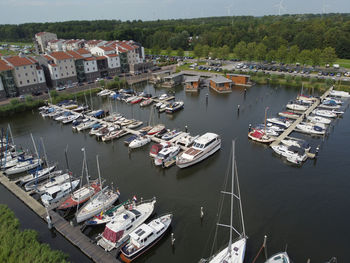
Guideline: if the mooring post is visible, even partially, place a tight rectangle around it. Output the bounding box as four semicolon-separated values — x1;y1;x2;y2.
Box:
200;206;204;219
45;207;52;229
171;233;175;246
185;125;188;133
237;104;240;113
249;124;252;132
263;235;268;260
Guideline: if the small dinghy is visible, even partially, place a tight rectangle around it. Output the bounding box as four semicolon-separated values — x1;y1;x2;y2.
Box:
248;129;276;144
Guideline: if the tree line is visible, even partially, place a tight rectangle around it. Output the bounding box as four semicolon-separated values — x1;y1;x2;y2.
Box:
0;13;349;58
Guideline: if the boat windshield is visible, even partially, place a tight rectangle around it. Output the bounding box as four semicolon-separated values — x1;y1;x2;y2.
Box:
193;142;204;148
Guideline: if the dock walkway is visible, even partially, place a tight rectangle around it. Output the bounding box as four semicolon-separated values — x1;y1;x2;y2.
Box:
270;87;333;147
0;172;120;263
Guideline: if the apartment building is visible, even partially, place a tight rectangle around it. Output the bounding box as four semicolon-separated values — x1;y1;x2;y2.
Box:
47;39;66;52
0;60;16;99
3;56;46;95
63;39;85;51
90;46;115;56
83;57;99;82
34;32;58;53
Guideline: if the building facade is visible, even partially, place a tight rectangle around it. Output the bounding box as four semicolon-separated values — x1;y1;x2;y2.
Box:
34;32;58;53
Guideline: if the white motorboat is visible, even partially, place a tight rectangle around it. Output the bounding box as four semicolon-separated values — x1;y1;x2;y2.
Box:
175;133;199;147
72;105;89;112
18;165;56;185
297;94;317;103
147;124;165;135
200;141;246;263
307;115;331;125
324;97;343;105
76;120;98;131
97;198;157;251
102;129;127;142
75;186;120;223
176;133;221;168
158;94;169;100
318;103;341;110
129;136;151;149
281;137;311;152
154;145;180;166
286;103;308;111
125;96;137;103
104;113;122;122
165;101;184;114
264;252;291;263
271;144;308;164
329;90;350;98
296;122;326;135
97;89;112;97
154;101;163;109
34;173;72;194
267;118;292;129
120;214;172;262
161;129;182;141
4;159;43;176
41;179;80;206
140;98;153;107
62;114;80;124
96;125;118;139
149;142;171;158
278;111;300;119
89;124;107;136
312;109;337;118
127;121;143;129
158;103;170;113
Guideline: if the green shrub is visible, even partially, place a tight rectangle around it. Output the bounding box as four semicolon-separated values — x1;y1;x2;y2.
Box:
10;99;20;105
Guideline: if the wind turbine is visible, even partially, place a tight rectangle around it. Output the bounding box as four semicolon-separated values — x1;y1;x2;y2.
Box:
275;0;286;16
322;0;330;14
226;3;233;16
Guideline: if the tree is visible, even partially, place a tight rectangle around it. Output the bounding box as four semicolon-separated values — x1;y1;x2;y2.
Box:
255;43;267;61
233;41;247;60
210;47;219;59
166;47;172;57
321;47;337;65
202;45;210;58
99;80;105;88
288;45;299;63
298;49;312;65
177;48;184;57
246;42;257;61
276;45;288;62
193;44;203;60
310;48;322;66
221;45;230;59
265;50;277;62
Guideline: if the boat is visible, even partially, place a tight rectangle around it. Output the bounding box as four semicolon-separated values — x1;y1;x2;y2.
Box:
41;179;80;206
18;164;56;185
165;101;184;114
176;133;221;168
125;96;137;103
138;126;153;133
102;129;128;142
140;99;153;107
296;122;326;135
154;128;168;138
4;159;43;176
318;100;341;109
324;97;343;105
127;121;143;129
161;130;182;141
97;198;157;251
97;89;112;97
158;103;170;113
130;97;143;104
120;119;135;127
73;105;89;112
89;123;106;136
75;186;120;223
76;120;98;132
266;118;292;129
24;170;62;191
281;137;311;152
154;101;163;109
296;94;317;103
96;125;118;139
158;94;169;100
55;112;71;121
124;135;138;146
264;252;291;263
306;115;331;125
85;200;130;226
248;129;276;144
147;124;165;135
129;136;151;149
254;123;285;133
312;109;337;118
62;114;80;124
154;145;180;166
149;142;170;158
175;133;199;147
329;90;350;98
278;111;300;119
34;173;72;194
1;154;34;170
286;103;308;111
271;144;308;164
119;213;172;262
199;141;246;263
104;113;122;122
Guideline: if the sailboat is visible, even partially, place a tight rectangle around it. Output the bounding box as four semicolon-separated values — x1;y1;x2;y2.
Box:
200;140;247;263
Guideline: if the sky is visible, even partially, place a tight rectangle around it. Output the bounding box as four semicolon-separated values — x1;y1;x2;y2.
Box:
0;0;349;24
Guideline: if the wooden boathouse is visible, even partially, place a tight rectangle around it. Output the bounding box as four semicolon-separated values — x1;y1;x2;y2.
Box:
209;75;232;93
184;75;200;92
225;73;252;87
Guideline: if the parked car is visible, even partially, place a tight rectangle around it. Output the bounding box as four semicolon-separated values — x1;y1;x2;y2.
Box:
56;86;65;91
32;91;42;96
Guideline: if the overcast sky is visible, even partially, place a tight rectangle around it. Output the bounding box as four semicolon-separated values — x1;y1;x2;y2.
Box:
0;0;349;24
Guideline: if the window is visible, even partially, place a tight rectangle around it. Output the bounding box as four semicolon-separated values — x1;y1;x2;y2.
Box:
71;65;73;68
87;68;89;72
66;72;68;76
25;73;28;76
18;74;21;77
16;67;19;70
32;72;34;75
24;66;26;69
55;74;58;78
54;68;56;71
65;66;67;69
72;71;74;74
27;80;29;83
34;79;36;82
61;73;63;77
40;78;42;81
30;65;32;68
20;81;22;85
60;67;62;70
93;67;95;70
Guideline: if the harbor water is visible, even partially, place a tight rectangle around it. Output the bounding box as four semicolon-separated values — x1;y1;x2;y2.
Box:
1;83;349;263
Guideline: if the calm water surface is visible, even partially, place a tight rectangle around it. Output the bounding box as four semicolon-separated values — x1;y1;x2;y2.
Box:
1;84;349;263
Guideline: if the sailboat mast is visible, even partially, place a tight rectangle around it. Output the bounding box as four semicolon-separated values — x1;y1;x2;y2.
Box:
235;160;246;238
96;155;102;188
82;148;89;181
40;137;49;167
30;133;39;158
228;140;236;258
264;107;268;134
7;124;15;150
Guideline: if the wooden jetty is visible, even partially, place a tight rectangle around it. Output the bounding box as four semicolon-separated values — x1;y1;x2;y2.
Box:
0;172;120;263
270;87;333;148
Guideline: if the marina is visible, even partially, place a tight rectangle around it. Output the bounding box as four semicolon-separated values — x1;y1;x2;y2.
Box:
0;83;349;262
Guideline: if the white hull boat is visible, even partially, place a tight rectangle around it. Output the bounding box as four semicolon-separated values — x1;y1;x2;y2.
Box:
271;144;308;164
62;114;80;124
296;122;326;135
286;103;308;111
161;130;181;141
248;129;276;143
41;179;80;206
76;120;98;131
24;170;62;191
34;173;72;194
129;136;151;149
154;145;180;166
267;118;292;129
264;252;291;263
4;159;43;175
176;133;221;168
313;109;337;118
307;115;331;125
281;137;311;152
127;121;143;129
97;198;157;251
330;90;350;98
76;187;120;223
18;165;56;185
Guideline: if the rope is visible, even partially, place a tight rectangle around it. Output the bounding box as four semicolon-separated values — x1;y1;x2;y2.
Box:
251;243;265;263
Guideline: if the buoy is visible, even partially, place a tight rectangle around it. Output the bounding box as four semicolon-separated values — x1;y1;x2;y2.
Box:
171;233;175;246
315;145;320;157
185;125;188;133
200;207;204;219
237;105;240;113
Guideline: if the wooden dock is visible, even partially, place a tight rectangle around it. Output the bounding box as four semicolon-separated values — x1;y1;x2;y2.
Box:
270;87;333;147
0;172;120;263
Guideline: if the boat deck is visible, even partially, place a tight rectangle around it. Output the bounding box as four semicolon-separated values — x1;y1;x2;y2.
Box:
270;87;333;148
0;172;120;263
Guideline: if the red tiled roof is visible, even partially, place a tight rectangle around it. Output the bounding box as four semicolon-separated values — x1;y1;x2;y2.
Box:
96;56;107;60
49;63;58;67
84;57;96;61
66;50;84;60
35;32;46;36
99;46;114;52
48;39;60;44
27;57;37;63
48;51;73;61
106;54;118;57
5;56;35;67
76;48;90;55
0;60;13;71
43;55;53;61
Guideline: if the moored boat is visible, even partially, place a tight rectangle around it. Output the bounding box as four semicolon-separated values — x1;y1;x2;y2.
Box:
129;136;151;149
286;103;308;111
307;115;331;125
278;111;300;119
41;179;80;206
264;252;291;263
147;124;165;135
154;145;180;166
312;109;337;118
165;101;184;114
248;129;276;144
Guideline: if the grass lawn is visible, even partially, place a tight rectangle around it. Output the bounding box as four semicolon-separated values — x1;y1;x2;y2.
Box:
335;59;350;69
